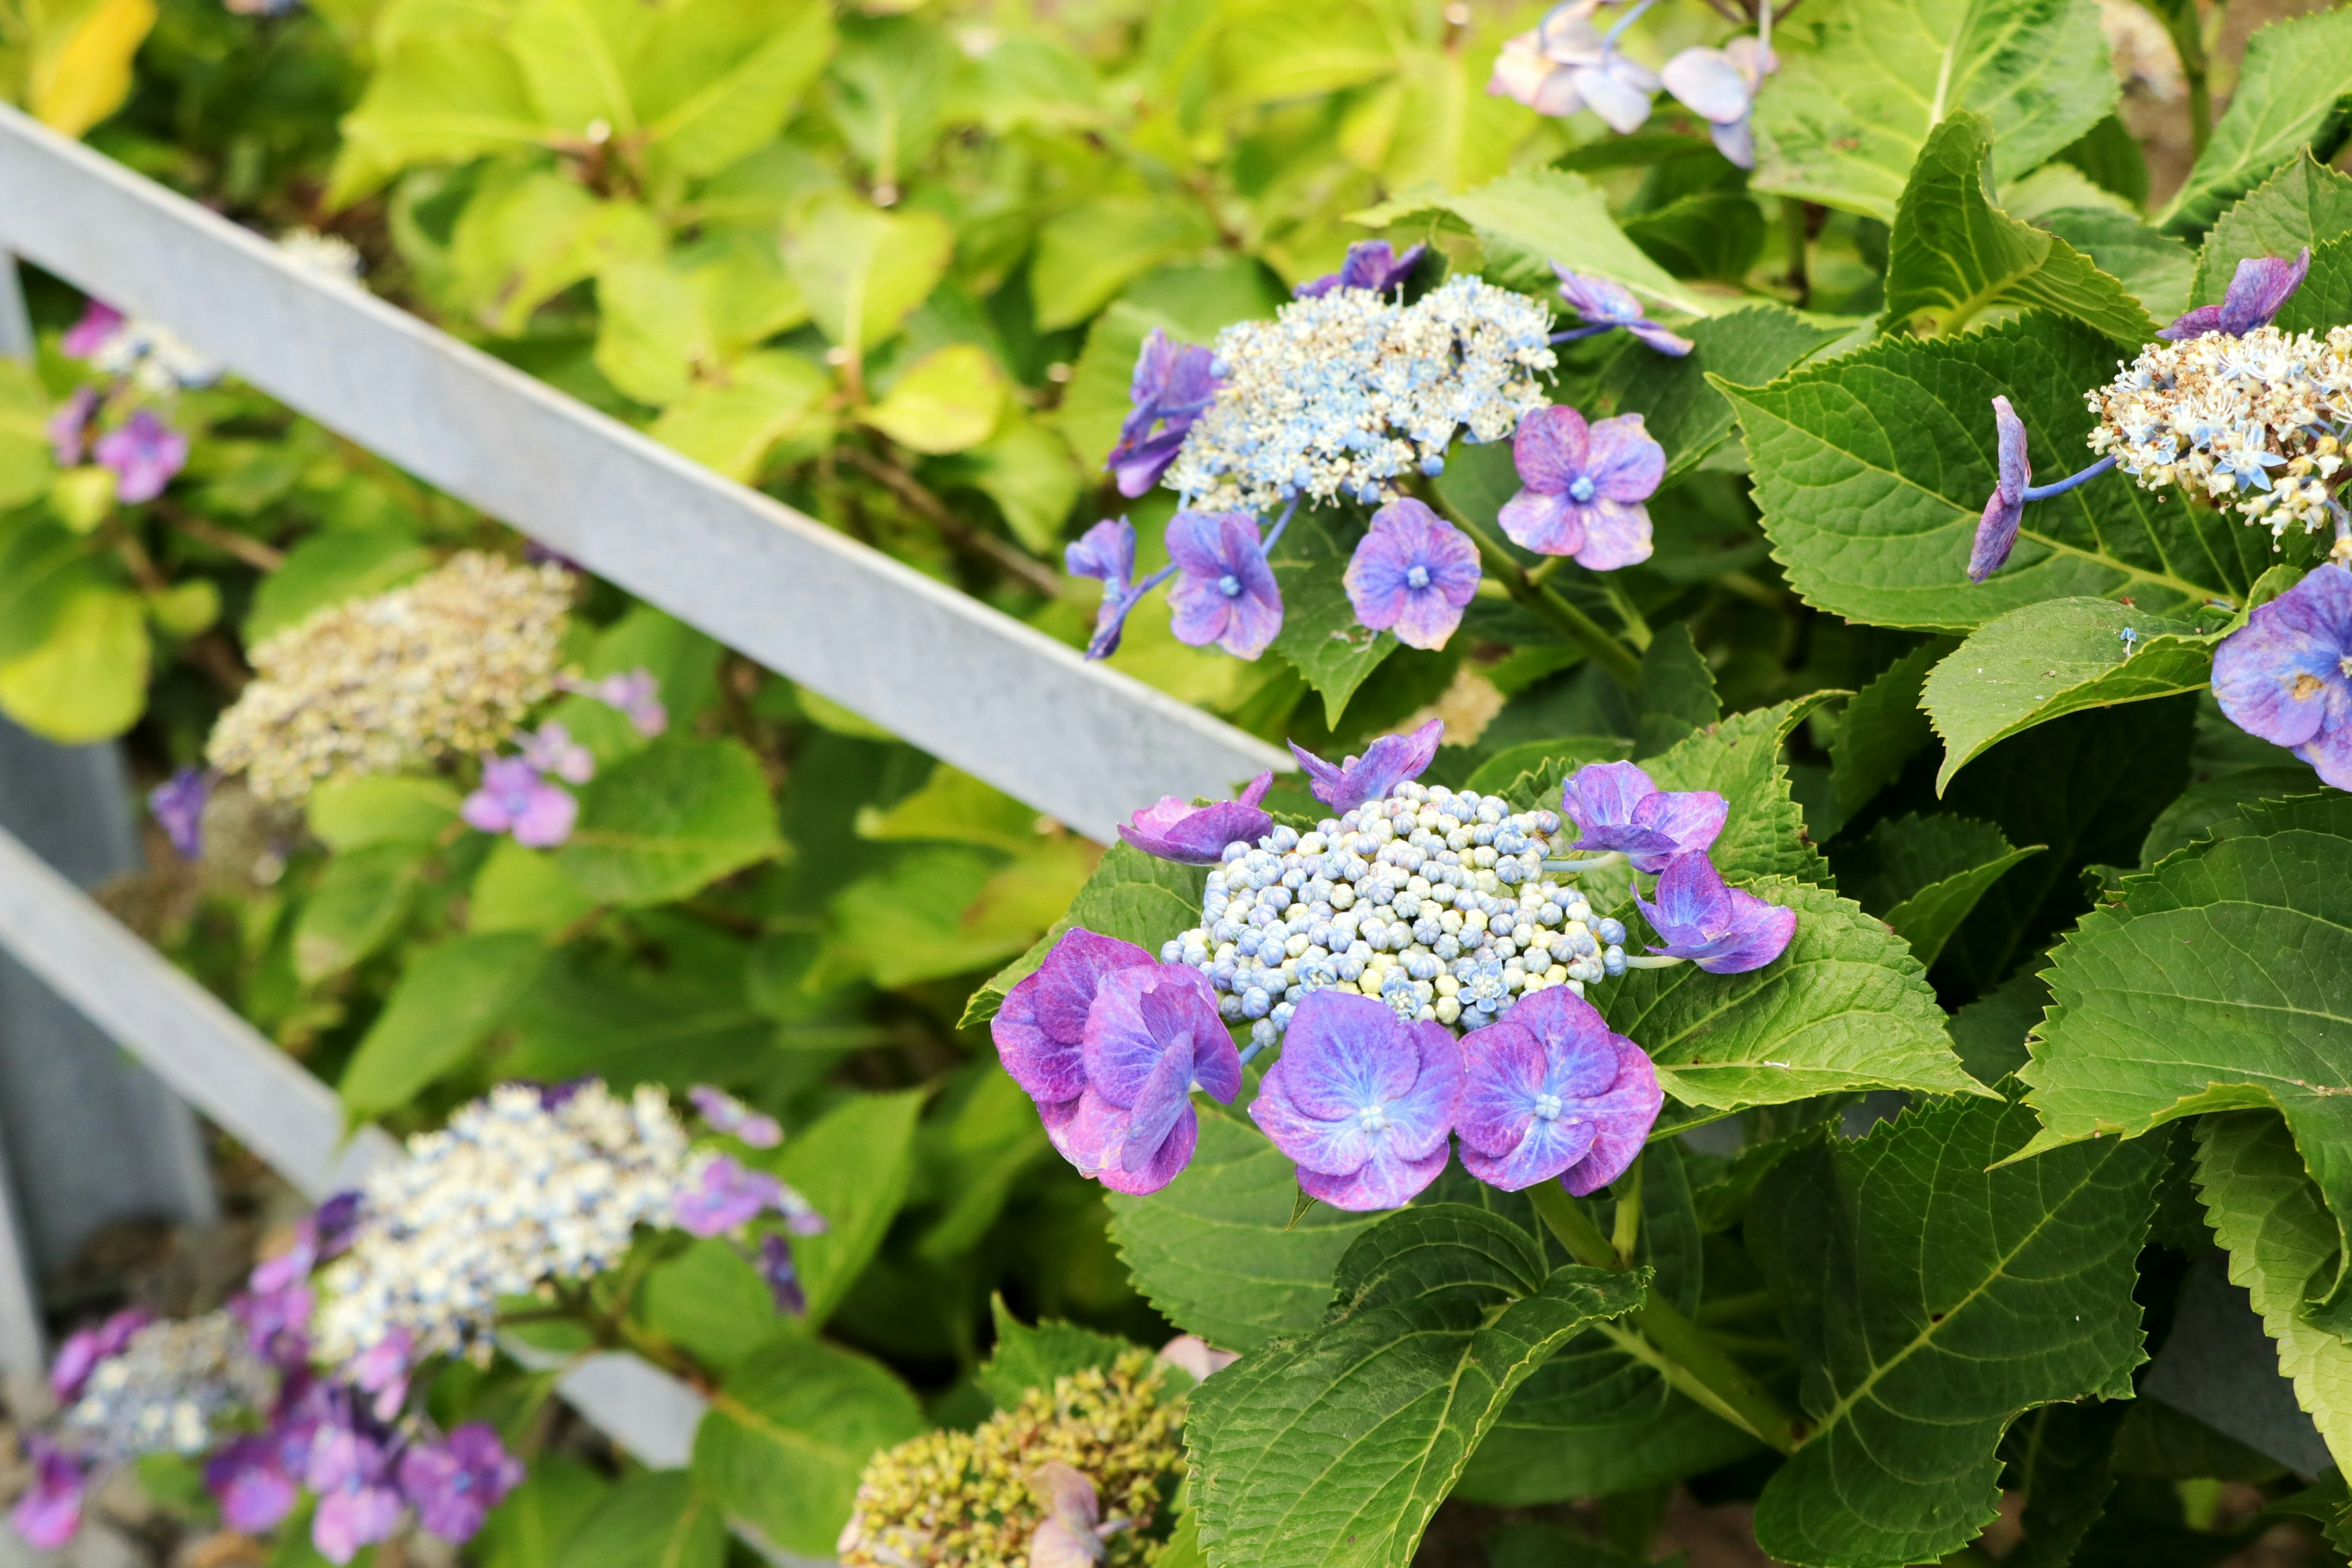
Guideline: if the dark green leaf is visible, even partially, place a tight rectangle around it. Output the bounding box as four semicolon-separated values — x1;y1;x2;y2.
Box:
1631;622;1719;760
774;1088;924;1325
2277;230;2352;338
2038;206;2194;323
1606;305;1849;484
1828;641;1948;821
638;1238;780;1376
1465;735;1633;797
557;736;783;907
339;933;546;1120
2193;153;2352;306
1948;965;2049;1087
560;1472;725;1568
1187;1206;1647;1568
2138;696;2319;866
503;949;773;1090
1749;1095;2163;1567
1838;812;2045;967
2158;7;2352;233
2000;1400;2127;1568
1271;508;1397;729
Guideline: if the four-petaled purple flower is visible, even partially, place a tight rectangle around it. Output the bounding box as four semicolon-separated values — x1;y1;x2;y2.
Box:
61;300;125;360
690;1085;783;1148
1063;963;1242;1194
1969;396;2030;584
1294;241;1428;300
462;757;578;848
1108;330;1220;499
396;1423;523;1544
1455;986;1660;1194
205;1436;300;1534
1553;268;1693;357
2159;249;2311;341
1634;852;1796;973
1288;719;1445;813
50;1307;150;1401
1488;5;1660;132
1498;405;1663;569
1166;510;1283;660
1118;771;1275;865
10;1438;86;1550
1659;36;1776;168
518;722;595;785
306;1428;404;1565
1344;499;1482;650
48;386;97;466
94;409;189;505
674;1156;788;1237
1249;990;1464;1211
2212;561;2352;788
149;766;211;861
1559;760;1727;873
1067;518;1155;661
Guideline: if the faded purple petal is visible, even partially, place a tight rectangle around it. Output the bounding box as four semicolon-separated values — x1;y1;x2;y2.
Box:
1585;415;1667;502
1708;116;1755;169
1562;761;1724;872
1286;720;1446;813
307;1430;402;1565
149;766;211;860
1635;852;1797;973
1344;498;1482;650
1660;45;1751;123
50;1307;150;1401
2157;304;2225;341
2213;562;2352;755
1573;497;1654;570
1512;404;1591;493
1066;518;1136;590
398;1424;522;1544
1624;319;1696;356
1967;395;2032;583
11;1439;85;1550
1295;240;1428;299
48;386;96;467
61;300;124;360
755;1233;807;1314
674;1156;787;1237
1118;772;1275;864
1496;488;1583;557
688;1085;783;1147
2218;248;2311;336
206;1438;298;1534
94;410;188;504
1109;331;1219;496
993;928;1156;1105
518;723;594;785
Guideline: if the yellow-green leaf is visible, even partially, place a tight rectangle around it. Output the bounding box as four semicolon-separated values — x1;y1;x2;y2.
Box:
859;343;1004;455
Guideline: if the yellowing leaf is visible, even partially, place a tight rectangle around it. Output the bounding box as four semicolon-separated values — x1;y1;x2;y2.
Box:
859;344;1004;455
783;194;951;361
594;257;709;407
0;361;54;510
635;0;835;179
27;0;155;137
329;29;547;205
650;349;831;481
0;586;150;743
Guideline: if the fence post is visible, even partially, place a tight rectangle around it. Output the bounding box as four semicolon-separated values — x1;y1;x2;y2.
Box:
0;253;31;362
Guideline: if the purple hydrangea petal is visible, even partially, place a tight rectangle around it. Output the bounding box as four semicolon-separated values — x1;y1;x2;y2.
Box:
1969;488;2026;584
1553;270;1643;326
1628;788;1727;864
1635;853;1796;972
2157;304;2226;341
1660;45;1752;123
1708;116;1755;170
993;929;1156;1105
1249;993;1461;1211
94;410;189;505
2213;562;2352;752
1457;987;1657;1191
1624;320;1696;356
1109;331;1218;496
508;780;578;848
1118;772;1276;864
207;1437;299;1534
1497;487;1584;556
1571;498;1654;571
1562;759;1656;839
688;1085;783;1148
755;1233;807;1313
1066;518;1137;589
1167;511;1283;660
1345;499;1482;650
61;300;124;360
1512;404;1591;492
398;1423;522;1544
48;386;96;467
1585;416;1666;503
1082;963;1228;1105
1286;720;1446;813
11;1439;86;1550
2218;248;2311;336
1559;1038;1663;1196
1116;1035;1200;1174
1295;240;1428;299
674;1156;786;1237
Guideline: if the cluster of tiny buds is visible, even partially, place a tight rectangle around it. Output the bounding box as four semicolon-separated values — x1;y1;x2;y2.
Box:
58;1314;274;1463
1160;780;1627;1047
2087;324;2352;541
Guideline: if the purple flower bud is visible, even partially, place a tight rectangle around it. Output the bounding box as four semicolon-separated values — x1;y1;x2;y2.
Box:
1559;760;1727;873
2159;248;2311;341
1343;499;1482;650
206;1436;299;1534
1294;241;1428;300
1969;396;2032;584
518;722;595;785
1287;719;1446;813
48;386;96;467
1166;510;1283;660
1552;267;1692;356
1498;405;1663;568
396;1423;523;1544
1634;852;1796;973
1118;771;1275;865
306;1429;403;1565
1067;518;1148;661
94;409;189;505
1249;990;1464;1211
754;1234;807;1314
1108;331;1219;499
60;300;124;360
1063;963;1242;1195
1455;986;1659;1195
688;1085;783;1147
10;1438;86;1550
462;757;578;848
674;1156;789;1237
149;766;211;861
1489;13;1660;134
2212;560;2352;787
49;1307;150;1402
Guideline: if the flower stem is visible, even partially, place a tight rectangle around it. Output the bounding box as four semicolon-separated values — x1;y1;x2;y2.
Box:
1621;954;1684;970
1609;1154;1645;1264
1529;1183;1801;1453
1439;502;1645;686
2172;10;2214;157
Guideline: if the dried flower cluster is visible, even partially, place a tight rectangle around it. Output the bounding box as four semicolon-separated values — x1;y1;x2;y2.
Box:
1165;277;1556;513
312;1083;692;1368
838;1352;1183;1568
206;553;573;802
2086;324;2352;541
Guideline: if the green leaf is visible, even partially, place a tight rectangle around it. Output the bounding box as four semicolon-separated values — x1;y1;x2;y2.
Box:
339;933;546;1119
1721;314;2272;632
815;843;1071;990
1884;113;2157;344
1749;1095;2162;1567
2193;153;2352;307
1458;1393;1757;1507
1605;876;1988;1115
633;0;835;179
562;1472;725;1568
501;950;772;1090
594;257;708;407
0;586;149;744
1107;1111;1384;1352
2277;231;2352;339
692;1336;925;1558
783;194;952;360
1464;735;1633;797
956;414;1082;554
1751;0;2116;224
1839;812;2045;967
1031;195;1221;332
293;843;424;982
557;736;782;907
961;843;1206;1028
1922;597;2217;790
2138;695;2318;867
860;343;1006;455
638;1237;780;1376
773;1088;924;1324
1355;168;1714;318
1186;1207;1647;1568
328;31;546;205
307;775;462;850
0;362;55;510
505;0;644;138
2021;803;2352;1300
1996;1398;2125;1568
469;837;601;933
649;349;832;483
474;1457;607;1568
975;1297;1135;1409
914;1068;1052;1261
2158;6;2352;235
1644;694;1839;886
1631;622;1718;761
2037;207;2194;325
1603;305;1848;485
1270;508;1397;729
246;527;434;643
1828;641;1948;820
2192;1112;2352;1474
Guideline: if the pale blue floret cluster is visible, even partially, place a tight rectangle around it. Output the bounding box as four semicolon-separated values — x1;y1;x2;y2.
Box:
1156;780;1629;1050
1163;277;1557;514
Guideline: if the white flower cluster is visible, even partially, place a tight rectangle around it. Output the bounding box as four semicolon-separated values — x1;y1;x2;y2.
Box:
59;1314;274;1461
1164;277;1556;513
1159;781;1628;1046
2087;323;2352;540
86;318;221;395
313;1084;692;1368
277;228;365;288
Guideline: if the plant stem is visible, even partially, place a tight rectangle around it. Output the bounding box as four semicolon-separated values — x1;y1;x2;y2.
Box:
1610;1154;1645;1264
1529;1184;1802;1453
2166;4;2215;157
1437;500;1644;687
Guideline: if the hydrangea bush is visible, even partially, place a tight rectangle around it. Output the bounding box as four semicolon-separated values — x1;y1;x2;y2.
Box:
14;0;2352;1560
